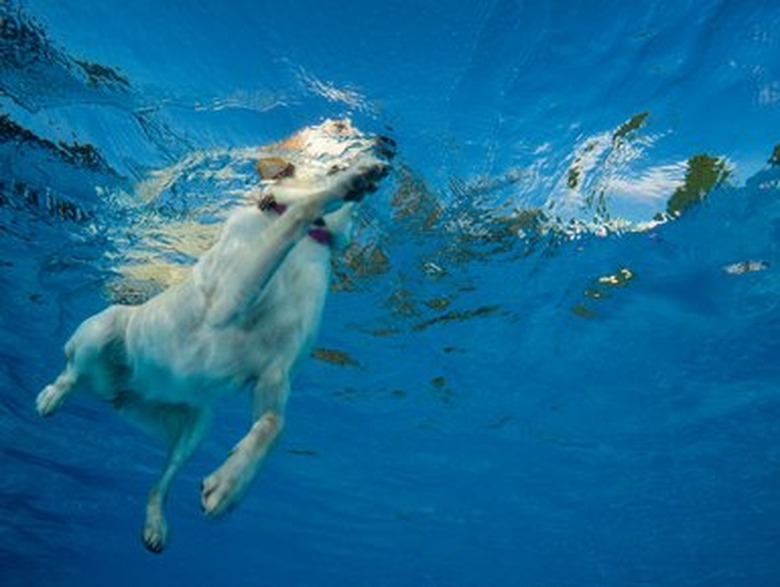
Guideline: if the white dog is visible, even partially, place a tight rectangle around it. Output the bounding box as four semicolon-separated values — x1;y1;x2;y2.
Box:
35;120;394;553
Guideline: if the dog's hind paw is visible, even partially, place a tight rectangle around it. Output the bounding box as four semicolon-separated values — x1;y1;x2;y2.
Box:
36;384;66;417
142;514;168;554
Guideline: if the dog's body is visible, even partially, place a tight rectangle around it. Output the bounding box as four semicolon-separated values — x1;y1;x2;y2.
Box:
36;120;393;553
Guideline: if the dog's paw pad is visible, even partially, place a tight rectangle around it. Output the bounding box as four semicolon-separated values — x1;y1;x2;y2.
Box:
142;518;168;554
142;499;168;553
342;158;389;202
256;193;277;211
201;472;236;518
36;384;64;417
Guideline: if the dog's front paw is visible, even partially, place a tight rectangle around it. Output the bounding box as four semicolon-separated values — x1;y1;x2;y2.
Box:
201;448;256;518
36;384;65;417
341;156;390;202
142;489;169;553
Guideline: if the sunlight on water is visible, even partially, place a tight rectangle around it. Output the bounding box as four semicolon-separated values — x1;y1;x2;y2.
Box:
2;0;780;585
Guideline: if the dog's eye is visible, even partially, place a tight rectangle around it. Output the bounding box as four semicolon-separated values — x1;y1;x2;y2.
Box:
256;158;295;180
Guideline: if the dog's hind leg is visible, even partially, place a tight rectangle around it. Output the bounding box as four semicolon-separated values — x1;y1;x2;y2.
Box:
201;368;289;518
117;398;211;553
36;305;129;417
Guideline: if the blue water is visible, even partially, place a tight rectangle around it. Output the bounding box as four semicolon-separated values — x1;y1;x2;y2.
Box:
2;1;779;585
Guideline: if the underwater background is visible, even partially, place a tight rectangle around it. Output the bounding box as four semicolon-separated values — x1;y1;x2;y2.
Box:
1;0;779;585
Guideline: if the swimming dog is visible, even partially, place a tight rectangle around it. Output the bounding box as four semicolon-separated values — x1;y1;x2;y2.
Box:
35;119;394;553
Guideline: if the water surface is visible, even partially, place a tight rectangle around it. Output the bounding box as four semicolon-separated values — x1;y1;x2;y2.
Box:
1;1;779;586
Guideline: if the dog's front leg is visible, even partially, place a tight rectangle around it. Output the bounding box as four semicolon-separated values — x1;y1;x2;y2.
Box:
204;194;334;328
201;370;289;518
204;159;387;328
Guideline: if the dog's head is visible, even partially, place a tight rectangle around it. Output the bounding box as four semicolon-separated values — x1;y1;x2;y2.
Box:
254;118;396;206
109;120;394;304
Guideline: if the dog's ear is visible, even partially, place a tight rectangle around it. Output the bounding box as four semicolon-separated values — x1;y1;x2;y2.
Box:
256;158;296;181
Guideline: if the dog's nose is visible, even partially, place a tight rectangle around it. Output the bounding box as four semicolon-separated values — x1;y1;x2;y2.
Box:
375;135;397;160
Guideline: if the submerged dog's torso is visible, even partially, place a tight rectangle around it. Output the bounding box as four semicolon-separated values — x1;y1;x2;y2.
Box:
101;207;333;408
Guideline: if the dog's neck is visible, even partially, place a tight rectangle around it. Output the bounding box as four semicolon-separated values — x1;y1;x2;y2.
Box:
266;201;332;247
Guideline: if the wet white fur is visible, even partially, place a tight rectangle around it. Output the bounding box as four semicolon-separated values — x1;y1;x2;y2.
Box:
35;154;383;553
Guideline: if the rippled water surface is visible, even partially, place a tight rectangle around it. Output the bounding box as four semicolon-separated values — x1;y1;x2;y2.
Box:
2;1;779;586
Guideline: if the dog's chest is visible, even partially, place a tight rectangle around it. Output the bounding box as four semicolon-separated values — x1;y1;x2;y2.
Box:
129;239;332;404
244;242;331;347
210;244;331;383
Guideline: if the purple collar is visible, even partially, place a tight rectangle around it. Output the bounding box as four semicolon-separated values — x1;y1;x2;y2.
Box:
266;200;332;246
307;226;332;246
267;200;288;214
